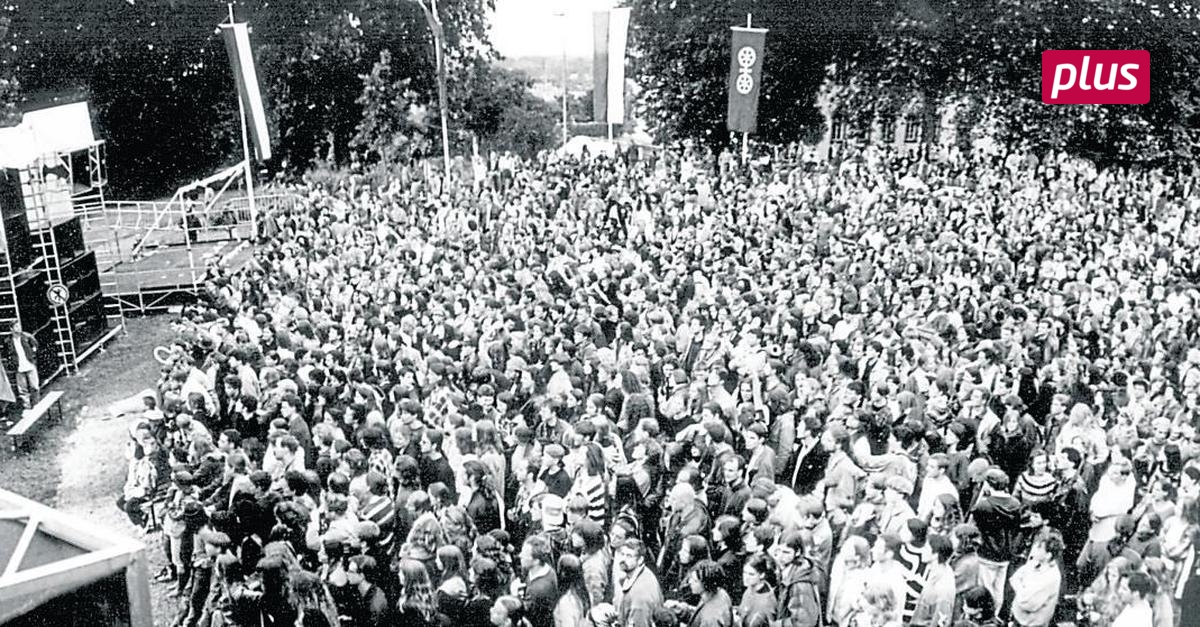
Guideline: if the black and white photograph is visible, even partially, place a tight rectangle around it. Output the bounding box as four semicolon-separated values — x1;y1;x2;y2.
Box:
0;1;1195;626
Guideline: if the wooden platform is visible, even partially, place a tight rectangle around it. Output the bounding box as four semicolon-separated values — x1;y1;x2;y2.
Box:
101;241;254;313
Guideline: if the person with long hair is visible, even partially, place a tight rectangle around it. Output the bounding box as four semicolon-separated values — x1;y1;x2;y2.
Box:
1078;556;1135;627
712;515;745;601
289;569;341;627
571;518;612;605
828;535;872;627
463;459;503;532
554;554;592;627
926;492;962;537
436;544;470;622
397;558;448;626
677;559;735;627
738;552;778;627
670;534;711;603
465;557;506;627
568;442;609;523
611;472;645;541
1015;449;1059;517
475;419;508;501
490;595;531;627
847;578;902;627
443;504;481;561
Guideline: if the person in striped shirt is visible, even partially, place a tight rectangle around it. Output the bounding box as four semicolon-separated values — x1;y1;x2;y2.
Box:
359;471;396;556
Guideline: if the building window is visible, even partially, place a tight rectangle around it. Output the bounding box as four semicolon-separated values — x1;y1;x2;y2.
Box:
904;117;921;143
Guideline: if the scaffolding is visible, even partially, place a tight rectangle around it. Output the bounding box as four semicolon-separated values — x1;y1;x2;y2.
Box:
0;158;124;384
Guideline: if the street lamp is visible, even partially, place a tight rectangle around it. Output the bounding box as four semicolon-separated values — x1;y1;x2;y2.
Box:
411;0;452;180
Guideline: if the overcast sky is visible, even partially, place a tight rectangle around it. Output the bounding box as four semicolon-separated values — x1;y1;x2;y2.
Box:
489;0;618;58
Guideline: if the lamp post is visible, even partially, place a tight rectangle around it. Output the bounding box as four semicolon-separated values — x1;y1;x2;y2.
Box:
412;0;451;180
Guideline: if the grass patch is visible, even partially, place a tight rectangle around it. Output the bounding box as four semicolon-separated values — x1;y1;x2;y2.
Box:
0;315;174;506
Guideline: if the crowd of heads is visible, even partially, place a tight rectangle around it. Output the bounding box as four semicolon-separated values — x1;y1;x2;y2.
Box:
116;140;1200;627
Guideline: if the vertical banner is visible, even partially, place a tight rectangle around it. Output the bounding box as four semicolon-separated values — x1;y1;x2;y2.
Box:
727;26;768;134
593;8;632;125
220;22;272;161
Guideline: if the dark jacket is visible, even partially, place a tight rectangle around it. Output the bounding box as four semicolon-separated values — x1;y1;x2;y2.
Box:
772;558;822;627
523;569;560;627
785;444;830;496
971;491;1025;563
420;455;458;501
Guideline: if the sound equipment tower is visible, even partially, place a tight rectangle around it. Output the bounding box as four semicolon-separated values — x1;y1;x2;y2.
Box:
0;163;108;397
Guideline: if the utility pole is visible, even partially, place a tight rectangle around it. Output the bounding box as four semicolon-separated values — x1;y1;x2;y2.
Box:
413;0;451;179
553;10;568;148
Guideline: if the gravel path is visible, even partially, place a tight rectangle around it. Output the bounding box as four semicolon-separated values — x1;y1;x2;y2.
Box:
49;317;177;626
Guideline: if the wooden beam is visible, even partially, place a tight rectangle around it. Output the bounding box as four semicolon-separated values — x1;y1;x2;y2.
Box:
124;549;153;627
0;548;135;624
2;515;38;578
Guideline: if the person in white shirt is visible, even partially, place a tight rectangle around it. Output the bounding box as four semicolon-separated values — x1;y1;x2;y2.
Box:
1009;529;1064;627
1112;571;1157;627
9;319;38;408
917;453;959;519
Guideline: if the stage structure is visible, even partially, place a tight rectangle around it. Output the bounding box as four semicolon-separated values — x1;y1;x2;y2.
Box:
0;102;124;385
0;487;153;626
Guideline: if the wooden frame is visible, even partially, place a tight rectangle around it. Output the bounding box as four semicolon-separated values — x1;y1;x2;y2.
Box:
0;488;151;626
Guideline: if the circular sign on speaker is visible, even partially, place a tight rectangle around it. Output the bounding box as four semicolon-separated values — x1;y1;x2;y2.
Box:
46;283;69;307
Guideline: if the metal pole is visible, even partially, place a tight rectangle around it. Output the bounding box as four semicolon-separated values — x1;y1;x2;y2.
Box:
229;3;257;241
429;0;452;180
742;12;751;165
560;11;568;147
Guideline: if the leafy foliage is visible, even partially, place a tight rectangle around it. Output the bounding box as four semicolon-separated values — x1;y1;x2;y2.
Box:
628;0;892;149
5;0;496;196
831;0;1200;164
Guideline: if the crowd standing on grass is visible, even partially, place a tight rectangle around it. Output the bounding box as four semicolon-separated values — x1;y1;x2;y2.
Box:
115;140;1200;627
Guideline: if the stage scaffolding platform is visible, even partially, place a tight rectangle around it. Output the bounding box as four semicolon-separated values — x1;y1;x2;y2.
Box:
98;240;255;314
80;191;299;314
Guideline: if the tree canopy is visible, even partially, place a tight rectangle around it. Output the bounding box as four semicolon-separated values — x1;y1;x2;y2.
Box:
0;0;565;197
628;0;1200;165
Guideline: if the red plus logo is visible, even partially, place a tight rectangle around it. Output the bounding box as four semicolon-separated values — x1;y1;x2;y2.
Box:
1041;50;1150;104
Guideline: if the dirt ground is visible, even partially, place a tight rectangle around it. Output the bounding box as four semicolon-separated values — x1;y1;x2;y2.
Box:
0;315;178;626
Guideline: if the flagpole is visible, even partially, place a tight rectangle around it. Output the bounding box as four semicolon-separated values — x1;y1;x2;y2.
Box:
229;3;258;241
741;13;751;166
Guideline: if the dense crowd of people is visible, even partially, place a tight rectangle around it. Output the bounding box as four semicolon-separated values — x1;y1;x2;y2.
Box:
116;140;1200;627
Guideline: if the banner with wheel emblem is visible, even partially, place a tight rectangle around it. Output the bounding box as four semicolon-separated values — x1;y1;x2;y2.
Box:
727;26;768;134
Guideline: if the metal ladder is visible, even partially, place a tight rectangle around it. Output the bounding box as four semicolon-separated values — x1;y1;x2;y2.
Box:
21;163;78;374
0;221;19;328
